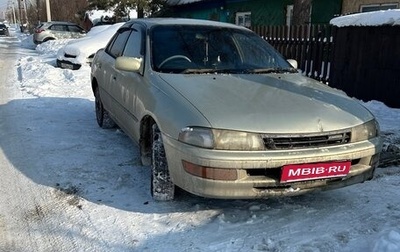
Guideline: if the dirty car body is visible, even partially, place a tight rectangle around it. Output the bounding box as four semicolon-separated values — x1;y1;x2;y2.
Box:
33;21;86;44
90;18;382;200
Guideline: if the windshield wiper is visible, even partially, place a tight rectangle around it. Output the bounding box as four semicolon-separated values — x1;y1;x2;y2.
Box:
182;68;242;74
246;68;297;74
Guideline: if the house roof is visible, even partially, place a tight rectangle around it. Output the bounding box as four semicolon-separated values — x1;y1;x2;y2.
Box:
330;9;400;27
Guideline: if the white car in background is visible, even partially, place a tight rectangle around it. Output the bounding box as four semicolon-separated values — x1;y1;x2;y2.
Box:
57;23;124;70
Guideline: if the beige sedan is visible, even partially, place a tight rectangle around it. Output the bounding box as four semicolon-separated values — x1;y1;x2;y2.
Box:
91;18;382;201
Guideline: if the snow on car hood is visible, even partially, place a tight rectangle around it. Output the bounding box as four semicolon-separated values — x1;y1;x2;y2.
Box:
159;73;374;133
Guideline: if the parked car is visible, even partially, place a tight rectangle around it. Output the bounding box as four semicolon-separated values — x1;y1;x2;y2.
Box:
0;23;9;36
57;23;124;70
33;21;86;44
91;18;382;201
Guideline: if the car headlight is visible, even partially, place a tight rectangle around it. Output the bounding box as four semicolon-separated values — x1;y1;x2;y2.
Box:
178;127;264;150
351;120;380;142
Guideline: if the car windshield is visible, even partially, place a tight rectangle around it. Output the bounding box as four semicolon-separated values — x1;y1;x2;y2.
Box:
150;25;294;74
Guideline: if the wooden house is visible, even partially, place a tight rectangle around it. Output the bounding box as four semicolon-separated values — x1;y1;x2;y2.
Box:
164;0;342;26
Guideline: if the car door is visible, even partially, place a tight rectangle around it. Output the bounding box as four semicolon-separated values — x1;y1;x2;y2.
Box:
114;24;146;141
98;28;131;124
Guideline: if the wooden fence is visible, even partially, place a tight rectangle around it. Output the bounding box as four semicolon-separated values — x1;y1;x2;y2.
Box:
251;25;334;83
251;24;400;108
330;26;400;108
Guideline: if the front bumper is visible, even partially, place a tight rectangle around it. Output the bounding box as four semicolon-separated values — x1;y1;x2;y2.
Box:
163;135;382;199
56;59;81;70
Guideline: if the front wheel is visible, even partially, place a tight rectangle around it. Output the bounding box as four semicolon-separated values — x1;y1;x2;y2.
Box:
151;124;175;201
94;87;116;129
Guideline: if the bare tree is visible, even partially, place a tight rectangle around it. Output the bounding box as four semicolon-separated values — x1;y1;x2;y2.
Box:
50;0;88;23
27;0;88;26
292;0;312;25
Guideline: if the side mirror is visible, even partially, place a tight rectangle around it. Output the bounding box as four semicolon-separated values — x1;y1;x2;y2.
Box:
287;59;298;69
115;56;143;72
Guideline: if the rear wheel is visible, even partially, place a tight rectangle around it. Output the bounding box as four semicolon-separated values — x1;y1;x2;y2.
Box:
151;124;175;201
94;87;115;129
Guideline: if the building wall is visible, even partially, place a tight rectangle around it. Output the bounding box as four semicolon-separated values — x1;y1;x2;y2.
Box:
311;0;342;24
168;0;228;22
226;0;293;26
167;0;345;25
342;0;400;14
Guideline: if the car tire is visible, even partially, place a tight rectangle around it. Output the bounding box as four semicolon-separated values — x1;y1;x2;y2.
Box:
94;87;116;129
151;124;175;201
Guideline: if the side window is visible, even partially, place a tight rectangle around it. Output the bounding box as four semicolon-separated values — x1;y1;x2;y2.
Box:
68;25;83;32
107;29;131;58
51;25;66;31
123;27;143;58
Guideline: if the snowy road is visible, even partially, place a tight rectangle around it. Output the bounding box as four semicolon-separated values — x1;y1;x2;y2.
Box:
0;30;400;252
0;36;88;251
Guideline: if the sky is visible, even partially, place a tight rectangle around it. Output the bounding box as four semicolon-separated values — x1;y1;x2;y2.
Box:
0;10;400;251
0;0;7;17
0;0;13;21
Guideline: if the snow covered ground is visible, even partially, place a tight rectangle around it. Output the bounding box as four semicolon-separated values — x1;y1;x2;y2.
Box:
0;26;399;252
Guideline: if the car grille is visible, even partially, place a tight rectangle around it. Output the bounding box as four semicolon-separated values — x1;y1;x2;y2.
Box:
261;131;351;150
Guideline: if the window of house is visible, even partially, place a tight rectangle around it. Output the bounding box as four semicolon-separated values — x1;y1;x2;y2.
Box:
360;3;398;12
235;12;251;28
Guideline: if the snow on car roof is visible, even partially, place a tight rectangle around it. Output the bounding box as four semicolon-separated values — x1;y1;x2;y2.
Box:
126;18;249;31
330;9;400;27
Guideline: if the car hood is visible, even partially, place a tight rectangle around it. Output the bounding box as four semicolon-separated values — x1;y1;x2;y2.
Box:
159;73;374;133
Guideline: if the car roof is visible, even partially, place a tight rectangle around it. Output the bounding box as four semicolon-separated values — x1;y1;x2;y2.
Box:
124;18;249;31
43;21;79;26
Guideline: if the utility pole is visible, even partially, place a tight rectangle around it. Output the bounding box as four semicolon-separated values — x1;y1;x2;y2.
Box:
12;2;16;25
36;0;39;23
22;0;28;24
18;0;22;24
17;0;28;31
45;0;51;22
